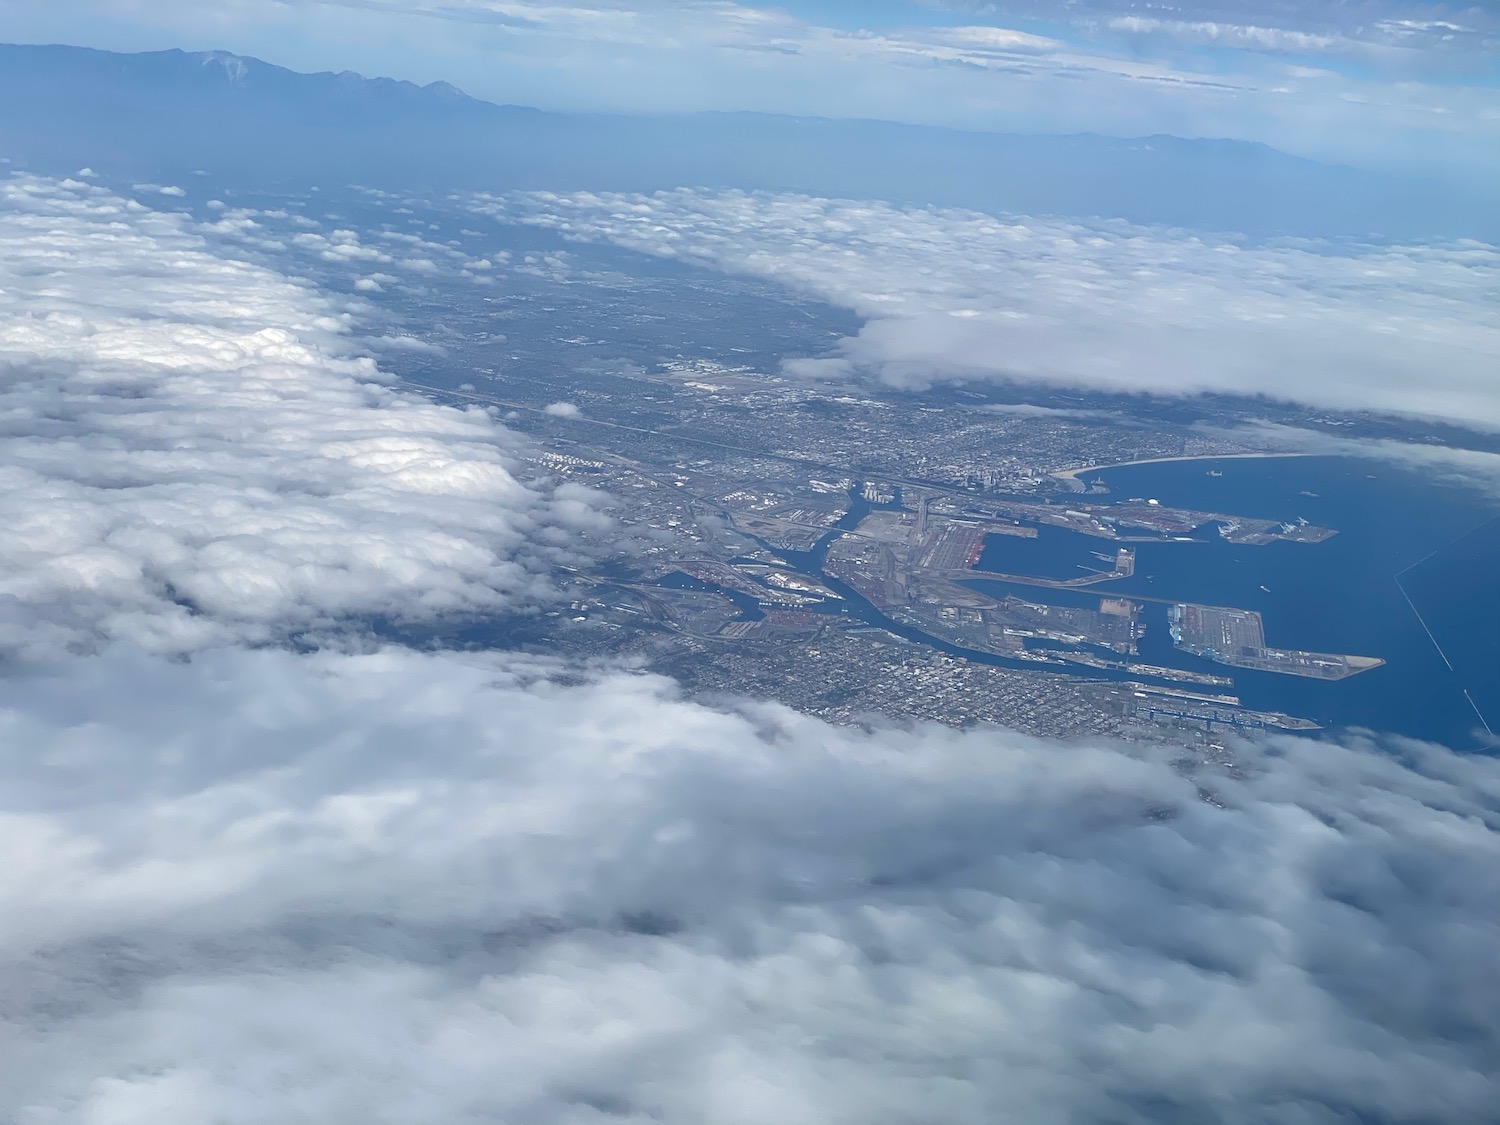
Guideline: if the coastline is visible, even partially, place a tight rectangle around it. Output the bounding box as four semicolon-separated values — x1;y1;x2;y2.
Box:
1050;451;1311;483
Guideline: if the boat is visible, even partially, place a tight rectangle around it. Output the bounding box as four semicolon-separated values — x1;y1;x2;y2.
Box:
1206;470;1223;478
1259;585;1271;594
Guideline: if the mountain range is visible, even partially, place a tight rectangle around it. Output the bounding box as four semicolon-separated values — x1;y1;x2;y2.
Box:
0;42;1490;240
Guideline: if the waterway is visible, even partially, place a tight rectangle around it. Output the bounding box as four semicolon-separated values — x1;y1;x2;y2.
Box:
968;455;1498;748
724;487;1268;701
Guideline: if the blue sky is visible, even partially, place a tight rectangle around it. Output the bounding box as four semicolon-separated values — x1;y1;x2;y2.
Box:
2;1;1497;182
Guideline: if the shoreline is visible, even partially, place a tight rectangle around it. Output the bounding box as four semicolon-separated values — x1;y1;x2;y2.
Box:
1050;451;1311;483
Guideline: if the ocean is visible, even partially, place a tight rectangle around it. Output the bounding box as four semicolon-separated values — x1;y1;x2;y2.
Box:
970;455;1498;749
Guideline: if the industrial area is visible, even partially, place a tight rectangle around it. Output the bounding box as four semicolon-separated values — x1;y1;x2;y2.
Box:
213;187;1401;745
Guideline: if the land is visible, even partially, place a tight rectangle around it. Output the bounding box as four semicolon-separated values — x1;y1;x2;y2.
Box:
1168;604;1385;680
981;497;1336;546
198;184;1410;743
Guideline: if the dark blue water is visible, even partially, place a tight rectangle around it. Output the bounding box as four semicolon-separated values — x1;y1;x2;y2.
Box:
970;456;1498;748
1398;514;1500;739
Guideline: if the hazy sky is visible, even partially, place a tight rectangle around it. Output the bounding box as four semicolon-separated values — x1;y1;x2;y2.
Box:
2;0;1497;181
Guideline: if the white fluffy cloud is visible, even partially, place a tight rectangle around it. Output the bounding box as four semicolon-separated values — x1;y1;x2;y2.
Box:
1;646;1497;1124
479;189;1500;429
0;176;603;658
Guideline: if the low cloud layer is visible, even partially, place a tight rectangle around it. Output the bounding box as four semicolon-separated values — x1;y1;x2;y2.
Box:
481;189;1500;430
2;647;1497;1124
2;175;1497;1123
0;176;602;658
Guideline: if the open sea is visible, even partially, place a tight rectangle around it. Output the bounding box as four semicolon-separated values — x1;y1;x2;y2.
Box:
969;455;1499;749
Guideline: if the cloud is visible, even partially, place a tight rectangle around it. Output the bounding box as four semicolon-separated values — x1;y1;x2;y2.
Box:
0;644;1497;1123
937;0;1499;56
292;228;393;264
544;400;583;418
131;183;187;198
1107;15;1343;53
0;171;1497;1125
0;176;605;659
479;188;1500;430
